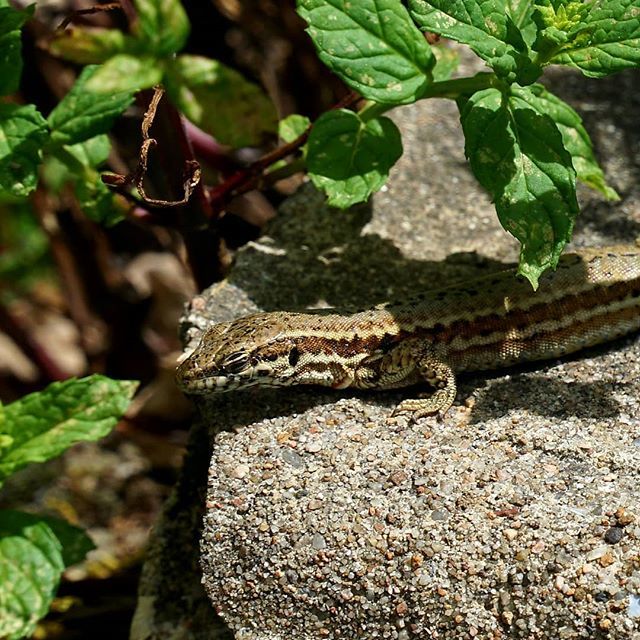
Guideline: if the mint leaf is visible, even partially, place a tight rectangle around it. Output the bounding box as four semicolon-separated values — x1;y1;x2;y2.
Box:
48;66;134;147
0;4;33;96
52;136;126;226
279;114;311;143
74;174;122;226
0;511;64;640
0;375;138;483
43;136;110;191
165;55;278;148
513;83;618;200
459;86;578;288
84;54;163;93
532;0;591;58
508;0;536;29
63;134;111;168
0;104;49;198
297;0;434;105
0;510;93;640
38;515;94;567
431;44;460;82
133;0;190;56
307;109;402;208
48;27;129;65
45;135;121;227
41;152;70;191
409;0;540;83
544;0;640;77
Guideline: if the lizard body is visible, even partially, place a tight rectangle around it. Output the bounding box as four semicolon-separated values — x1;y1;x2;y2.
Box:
176;245;640;418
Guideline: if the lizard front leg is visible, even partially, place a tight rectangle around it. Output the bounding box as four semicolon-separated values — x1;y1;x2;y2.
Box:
392;357;457;419
371;340;457;419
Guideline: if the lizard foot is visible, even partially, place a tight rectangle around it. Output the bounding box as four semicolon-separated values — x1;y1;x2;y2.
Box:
392;388;455;422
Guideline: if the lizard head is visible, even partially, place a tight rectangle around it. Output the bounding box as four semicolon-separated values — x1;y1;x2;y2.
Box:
176;313;300;394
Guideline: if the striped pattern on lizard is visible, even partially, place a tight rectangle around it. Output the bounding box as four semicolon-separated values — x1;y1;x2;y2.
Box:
176;244;640;419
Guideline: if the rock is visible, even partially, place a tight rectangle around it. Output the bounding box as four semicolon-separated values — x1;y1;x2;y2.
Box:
133;50;640;640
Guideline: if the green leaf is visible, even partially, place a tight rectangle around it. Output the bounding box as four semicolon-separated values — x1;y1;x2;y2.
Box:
508;0;536;29
0;511;64;640
133;0;190;56
409;0;541;84
508;0;538;46
52;136;125;225
48;66;134;147
0;375;138;483
431;44;460;82
46;135;124;226
0;202;51;294
75;170;124;226
41;153;72;192
544;0;640;77
63;134;111;168
48;27;129;65
84;54;163;93
278;114;311;142
532;0;591;57
0;4;33;96
0;104;49;198
297;0;434;104
0;510;93;640
513;83;618;200
306;108;402;208
39;515;95;567
165;55;278;148
458;85;579;288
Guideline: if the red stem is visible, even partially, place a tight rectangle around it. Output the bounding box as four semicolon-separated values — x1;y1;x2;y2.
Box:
207;91;361;215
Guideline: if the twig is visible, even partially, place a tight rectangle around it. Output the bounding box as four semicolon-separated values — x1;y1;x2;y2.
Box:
103;87;202;208
58;2;122;30
147;89;228;285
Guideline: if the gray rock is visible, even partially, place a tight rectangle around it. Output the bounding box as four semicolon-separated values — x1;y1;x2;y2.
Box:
133;51;640;640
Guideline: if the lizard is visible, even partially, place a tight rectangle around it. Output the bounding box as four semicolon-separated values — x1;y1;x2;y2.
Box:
176;244;640;419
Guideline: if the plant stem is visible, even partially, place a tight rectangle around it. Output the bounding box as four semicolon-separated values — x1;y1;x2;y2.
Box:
421;72;500;99
358;72;500;122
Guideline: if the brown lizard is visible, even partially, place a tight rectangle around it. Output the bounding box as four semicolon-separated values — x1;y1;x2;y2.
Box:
176;244;640;419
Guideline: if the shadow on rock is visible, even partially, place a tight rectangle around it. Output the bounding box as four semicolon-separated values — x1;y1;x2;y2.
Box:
469;374;622;423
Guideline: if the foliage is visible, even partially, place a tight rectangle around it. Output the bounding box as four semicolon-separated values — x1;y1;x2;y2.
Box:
2;0;634;286
0;50;133;224
0;0;135;220
0;0;636;635
1;0;277;229
0;376;137;639
296;0;635;286
49;0;277;148
307;110;402;208
0;201;51;298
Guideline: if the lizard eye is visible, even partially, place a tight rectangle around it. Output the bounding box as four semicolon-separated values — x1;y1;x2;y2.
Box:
221;351;250;374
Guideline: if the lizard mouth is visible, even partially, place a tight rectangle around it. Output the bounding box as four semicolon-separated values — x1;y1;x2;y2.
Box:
175;358;228;393
178;374;236;393
176;361;243;393
176;359;276;394
179;374;277;394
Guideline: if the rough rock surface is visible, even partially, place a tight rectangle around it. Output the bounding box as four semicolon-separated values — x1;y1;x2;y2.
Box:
132;56;640;640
